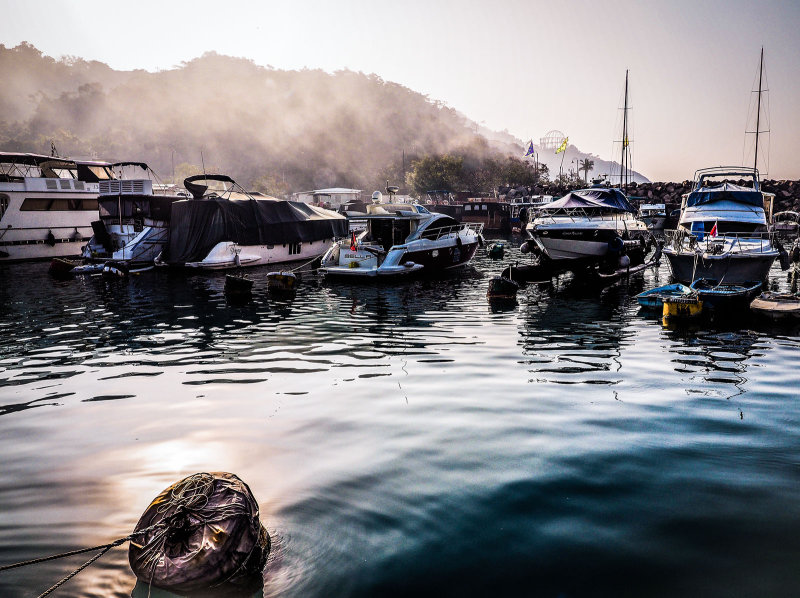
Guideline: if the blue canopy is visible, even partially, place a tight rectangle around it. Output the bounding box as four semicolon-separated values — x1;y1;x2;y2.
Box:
542;188;636;213
686;182;763;208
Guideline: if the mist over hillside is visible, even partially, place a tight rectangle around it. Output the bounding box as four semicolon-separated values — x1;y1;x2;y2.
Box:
0;43;647;195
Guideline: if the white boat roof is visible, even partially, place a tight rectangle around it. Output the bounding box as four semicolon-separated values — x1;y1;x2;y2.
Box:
679;199;767;225
311;188;362;194
640;204;665;210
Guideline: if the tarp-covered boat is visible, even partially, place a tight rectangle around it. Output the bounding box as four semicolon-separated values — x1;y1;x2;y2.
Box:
164;175;347;269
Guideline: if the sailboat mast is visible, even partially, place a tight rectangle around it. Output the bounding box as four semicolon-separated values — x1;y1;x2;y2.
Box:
621;69;629;189
753;47;763;173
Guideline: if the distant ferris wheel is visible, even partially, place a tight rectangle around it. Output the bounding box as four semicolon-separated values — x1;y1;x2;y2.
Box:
539;130;567;152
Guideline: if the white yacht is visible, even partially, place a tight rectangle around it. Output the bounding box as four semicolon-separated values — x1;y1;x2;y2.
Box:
523;187;650;267
81;162;187;266
0;152;115;262
638;203;667;230
162;174;348;270
318;200;483;278
663;167;777;284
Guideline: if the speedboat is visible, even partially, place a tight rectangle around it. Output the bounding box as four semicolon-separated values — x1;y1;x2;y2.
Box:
161;174;348;270
523;187;650;269
663;167;777;284
638;203;667;230
81;162;187;266
0;152;117;262
318;201;483;278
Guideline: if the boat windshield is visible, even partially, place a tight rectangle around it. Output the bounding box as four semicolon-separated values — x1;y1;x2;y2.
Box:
77;163;115;182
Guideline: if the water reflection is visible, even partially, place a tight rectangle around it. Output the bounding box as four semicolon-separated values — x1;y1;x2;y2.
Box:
2;249;800;598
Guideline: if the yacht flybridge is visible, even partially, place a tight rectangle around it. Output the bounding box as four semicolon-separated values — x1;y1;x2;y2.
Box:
0;152;115;262
663;166;777;284
318;200;483;278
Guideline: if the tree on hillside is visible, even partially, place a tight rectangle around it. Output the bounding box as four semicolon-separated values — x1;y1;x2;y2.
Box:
579;158;595;183
406;154;464;195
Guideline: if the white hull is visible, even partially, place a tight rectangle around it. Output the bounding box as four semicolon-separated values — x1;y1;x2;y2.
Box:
83;222;170;265
0;179;99;262
186;239;335;270
534;237;611;260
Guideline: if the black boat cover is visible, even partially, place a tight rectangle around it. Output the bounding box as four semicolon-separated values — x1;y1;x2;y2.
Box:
542;188;636;213
686;182;763;208
165;198;347;264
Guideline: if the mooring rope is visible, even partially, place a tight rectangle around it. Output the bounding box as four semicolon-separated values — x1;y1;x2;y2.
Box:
0;537;129;572
35;543;118;598
0;521;164;598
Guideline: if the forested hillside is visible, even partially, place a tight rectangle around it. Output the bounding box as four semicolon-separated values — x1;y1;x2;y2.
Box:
1;43;529;194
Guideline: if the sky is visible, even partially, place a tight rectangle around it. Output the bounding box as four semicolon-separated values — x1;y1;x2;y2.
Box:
2;0;799;182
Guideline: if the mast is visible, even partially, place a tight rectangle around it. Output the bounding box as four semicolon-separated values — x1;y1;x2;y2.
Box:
620;70;629;190
753;47;763;173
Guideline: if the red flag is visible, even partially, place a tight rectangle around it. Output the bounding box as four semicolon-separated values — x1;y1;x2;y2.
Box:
709;222;718;237
350;232;357;251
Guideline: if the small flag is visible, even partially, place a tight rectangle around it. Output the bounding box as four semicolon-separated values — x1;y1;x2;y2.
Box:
350;232;357;251
524;141;535;157
555;137;569;154
709;222;718;237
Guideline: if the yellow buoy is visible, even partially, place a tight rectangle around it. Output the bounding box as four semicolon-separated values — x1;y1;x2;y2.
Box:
662;295;703;322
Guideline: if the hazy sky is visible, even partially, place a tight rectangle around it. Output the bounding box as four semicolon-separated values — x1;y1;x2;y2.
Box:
2;0;799;181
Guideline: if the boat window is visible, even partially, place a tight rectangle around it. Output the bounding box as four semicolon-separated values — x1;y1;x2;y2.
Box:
20;198;51;211
0;194;7;219
288;242;302;255
77;164;114;182
20;197;99;211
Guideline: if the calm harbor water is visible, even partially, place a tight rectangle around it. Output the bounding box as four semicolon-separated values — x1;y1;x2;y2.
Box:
1;241;799;597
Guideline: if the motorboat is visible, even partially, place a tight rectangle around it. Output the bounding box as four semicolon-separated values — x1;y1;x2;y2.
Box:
318;201;483;278
161;174;348;270
0;152;117;262
638;203;667;230
635;283;694;310
523;187;650;268
662;167;777;284
508;195;553;229
772;211;799;237
81;162;188;266
689;278;762;312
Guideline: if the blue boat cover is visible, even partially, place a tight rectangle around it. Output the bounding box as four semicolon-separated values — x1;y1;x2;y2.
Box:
542;188;636;213
686;182;763;208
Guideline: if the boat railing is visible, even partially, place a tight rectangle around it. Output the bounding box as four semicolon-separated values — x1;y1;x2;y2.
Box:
422;222;484;241
664;229;776;254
